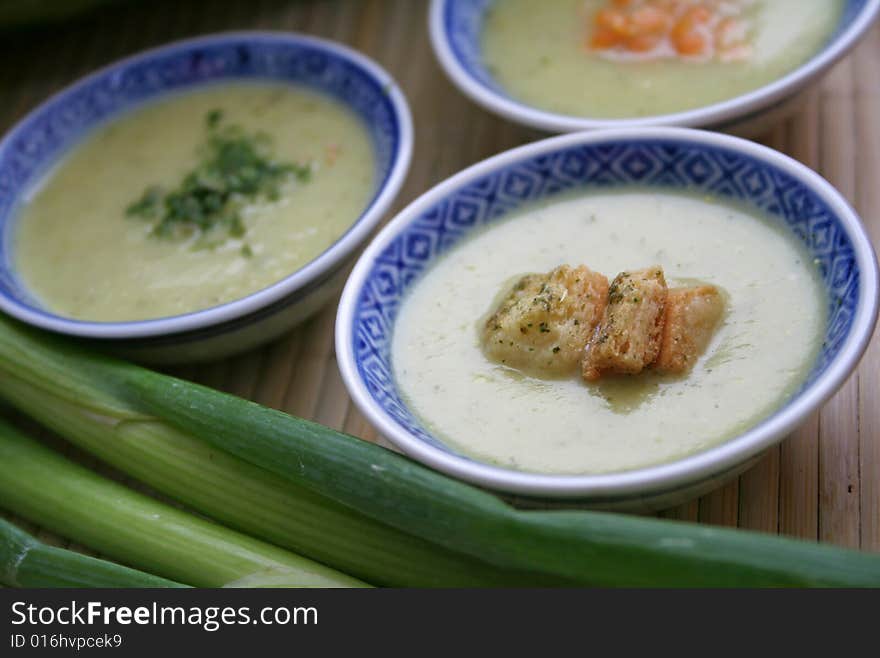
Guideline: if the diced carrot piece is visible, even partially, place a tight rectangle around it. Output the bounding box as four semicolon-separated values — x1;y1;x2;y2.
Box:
682;5;712;24
630;6;671;34
626;33;661;52
596;8;628;34
673;27;708;56
671;16;688;40
590;25;623;49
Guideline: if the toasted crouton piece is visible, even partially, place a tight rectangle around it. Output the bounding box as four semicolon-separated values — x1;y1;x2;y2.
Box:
481;265;609;376
581;266;668;381
653;285;725;374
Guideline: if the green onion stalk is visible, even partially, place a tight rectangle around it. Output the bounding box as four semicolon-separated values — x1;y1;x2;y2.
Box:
0;419;366;588
0;518;187;588
0;318;555;587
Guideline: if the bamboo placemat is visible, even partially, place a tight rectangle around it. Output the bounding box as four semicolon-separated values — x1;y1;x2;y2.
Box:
0;0;877;558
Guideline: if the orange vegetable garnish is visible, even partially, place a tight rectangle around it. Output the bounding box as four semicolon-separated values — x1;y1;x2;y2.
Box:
585;0;753;62
631;6;672;34
672;27;708;56
591;25;623;48
681;5;711;24
626;33;662;52
596;7;629;32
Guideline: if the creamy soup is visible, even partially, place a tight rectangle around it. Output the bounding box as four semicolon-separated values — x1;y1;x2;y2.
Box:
14;83;375;321
392;190;825;474
482;0;842;118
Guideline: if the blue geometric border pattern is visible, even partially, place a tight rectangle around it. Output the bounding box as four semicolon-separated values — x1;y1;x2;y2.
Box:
443;0;499;93
0;35;400;313
352;140;860;453
442;0;868;109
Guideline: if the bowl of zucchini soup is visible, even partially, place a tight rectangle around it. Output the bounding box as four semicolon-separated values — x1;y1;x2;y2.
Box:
0;33;413;362
336;128;879;507
429;0;880;135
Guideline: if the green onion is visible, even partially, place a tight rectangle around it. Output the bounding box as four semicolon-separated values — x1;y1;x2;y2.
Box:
130;372;880;587
0;418;367;588
0;320;549;587
2;317;880;586
0;518;187;588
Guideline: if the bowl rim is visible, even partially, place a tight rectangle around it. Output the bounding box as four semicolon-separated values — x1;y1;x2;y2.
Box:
336;127;880;499
0;30;414;339
428;0;880;133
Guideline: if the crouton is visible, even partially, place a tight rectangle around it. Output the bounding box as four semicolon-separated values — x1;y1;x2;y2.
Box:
581;266;668;381
481;265;609;376
653;285;725;374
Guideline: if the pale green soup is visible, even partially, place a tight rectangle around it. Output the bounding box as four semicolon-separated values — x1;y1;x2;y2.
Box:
482;0;842;118
14;83;375;322
393;190;826;475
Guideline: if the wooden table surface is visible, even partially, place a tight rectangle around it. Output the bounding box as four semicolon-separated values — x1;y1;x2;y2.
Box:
1;0;878;559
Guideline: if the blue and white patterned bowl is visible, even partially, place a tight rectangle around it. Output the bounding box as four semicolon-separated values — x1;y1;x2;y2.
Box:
336;128;879;507
429;0;880;135
0;32;413;363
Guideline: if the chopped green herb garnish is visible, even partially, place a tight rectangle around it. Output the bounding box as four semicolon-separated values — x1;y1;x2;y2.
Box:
206;108;224;128
126;110;310;248
608;283;623;304
125;186;161;218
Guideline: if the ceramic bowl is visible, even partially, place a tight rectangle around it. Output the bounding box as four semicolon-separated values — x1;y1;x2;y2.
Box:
336;127;879;509
0;32;413;363
429;0;880;136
